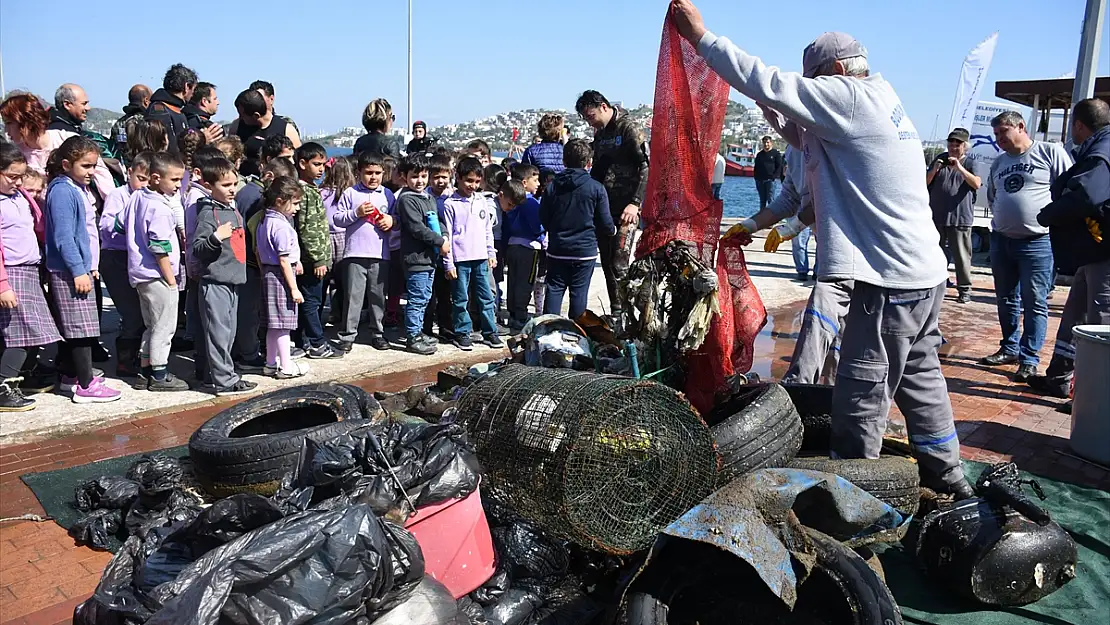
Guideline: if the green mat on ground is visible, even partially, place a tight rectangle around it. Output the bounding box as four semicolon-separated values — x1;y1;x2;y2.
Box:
20;446;188;552
876;461;1110;625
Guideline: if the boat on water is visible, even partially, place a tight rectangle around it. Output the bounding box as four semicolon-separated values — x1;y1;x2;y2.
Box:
724;143;755;177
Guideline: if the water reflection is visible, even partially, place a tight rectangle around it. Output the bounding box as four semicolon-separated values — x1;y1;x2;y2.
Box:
747;300;806;380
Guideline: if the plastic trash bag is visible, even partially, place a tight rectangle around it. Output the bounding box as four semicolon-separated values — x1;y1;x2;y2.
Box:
70;508;124;550
492;521;569;583
75;476;140;512
373;577;467;625
126;454;184;495
74;535;157;625
457;596;491;625
141;504;423;625
471;567;512;606
294;420;482;517
136;494;285;593
123;488;202;541
524;587;602;625
483;587;544;625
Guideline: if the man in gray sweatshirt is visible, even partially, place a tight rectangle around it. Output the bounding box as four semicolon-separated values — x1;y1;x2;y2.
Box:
979;112;1072;382
673;0;972;498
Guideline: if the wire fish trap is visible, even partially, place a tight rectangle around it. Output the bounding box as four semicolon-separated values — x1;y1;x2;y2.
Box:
456;364;718;554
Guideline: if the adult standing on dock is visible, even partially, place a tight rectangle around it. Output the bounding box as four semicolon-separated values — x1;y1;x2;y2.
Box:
672;0;974;499
977;112;1072;382
753;135;782;211
575;90;649;318
1027;98;1110;402
927;127;981;304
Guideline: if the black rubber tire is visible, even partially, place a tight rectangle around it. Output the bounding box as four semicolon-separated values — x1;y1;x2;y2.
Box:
624;528;902;625
781;383;835;453
189;383;378;497
707;383;803;484
786;454;921;517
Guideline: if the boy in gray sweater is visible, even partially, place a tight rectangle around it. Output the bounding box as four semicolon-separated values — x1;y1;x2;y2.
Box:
192;157;258;396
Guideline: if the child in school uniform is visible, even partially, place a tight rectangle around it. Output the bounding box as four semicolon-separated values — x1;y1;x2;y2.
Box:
125;152;190;392
333;151;395;352
100;151;152;378
441;157;502;350
422;155;456;342
396;154;449;355
43;136;122;403
292;143;338;359
500;178;544;333
0;143;62;411
255;176;309;378
321;155;356;327
192;156;257;395
235;157;296;371
181;146;225;382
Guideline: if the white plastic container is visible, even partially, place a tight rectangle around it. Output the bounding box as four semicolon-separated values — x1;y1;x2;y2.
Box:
1070;325;1110;465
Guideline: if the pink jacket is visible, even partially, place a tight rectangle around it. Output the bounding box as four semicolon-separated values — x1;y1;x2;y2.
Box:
19;129;115;203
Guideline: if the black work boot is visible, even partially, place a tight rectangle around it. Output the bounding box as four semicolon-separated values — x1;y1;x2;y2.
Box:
979;349;1019;366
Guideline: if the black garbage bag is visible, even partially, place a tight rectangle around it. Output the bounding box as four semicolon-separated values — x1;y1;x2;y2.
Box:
523;585;602;625
491;521;569;584
75;476;141;512
126;454;184;495
457;596;490;625
123;488;202;541
295;420;481;517
70;508;124;550
139;503;423;625
471;567;512;606
136;494;286;593
74;535;158;625
483;587;544;625
373;577;467;625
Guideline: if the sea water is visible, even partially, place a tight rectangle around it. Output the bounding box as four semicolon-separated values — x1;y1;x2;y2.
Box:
327;147;763;219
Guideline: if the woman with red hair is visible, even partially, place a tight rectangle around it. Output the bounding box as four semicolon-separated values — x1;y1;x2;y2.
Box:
0;93;115;202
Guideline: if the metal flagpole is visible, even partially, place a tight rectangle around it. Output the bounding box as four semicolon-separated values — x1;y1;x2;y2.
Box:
407;0;413;133
0;46;6;100
1071;0;1106;118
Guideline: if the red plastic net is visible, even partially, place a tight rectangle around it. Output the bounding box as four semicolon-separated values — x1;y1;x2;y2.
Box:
639;15;767;414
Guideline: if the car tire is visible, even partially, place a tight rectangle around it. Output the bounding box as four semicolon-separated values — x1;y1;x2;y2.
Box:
781;383;834;453
189;383;381;497
707;383;803;485
624;527;902;625
786;454;921;517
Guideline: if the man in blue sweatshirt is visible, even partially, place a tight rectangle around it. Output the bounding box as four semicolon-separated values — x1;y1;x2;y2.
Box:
673;0;973;499
539;139;616;321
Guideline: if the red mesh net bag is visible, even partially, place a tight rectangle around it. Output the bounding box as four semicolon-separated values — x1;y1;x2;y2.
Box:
639;15;767;414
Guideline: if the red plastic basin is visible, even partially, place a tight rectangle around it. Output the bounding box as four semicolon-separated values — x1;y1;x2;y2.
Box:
404;486;496;598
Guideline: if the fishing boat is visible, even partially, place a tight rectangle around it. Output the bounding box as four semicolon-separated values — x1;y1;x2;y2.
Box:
724;143;755;177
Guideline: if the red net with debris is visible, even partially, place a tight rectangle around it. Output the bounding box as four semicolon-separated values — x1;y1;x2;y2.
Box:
639;16;767;414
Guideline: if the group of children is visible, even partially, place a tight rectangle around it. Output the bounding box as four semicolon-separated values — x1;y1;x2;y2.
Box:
0;126;614;411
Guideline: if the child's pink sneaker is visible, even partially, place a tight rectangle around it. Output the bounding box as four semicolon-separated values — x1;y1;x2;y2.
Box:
72;377;122;404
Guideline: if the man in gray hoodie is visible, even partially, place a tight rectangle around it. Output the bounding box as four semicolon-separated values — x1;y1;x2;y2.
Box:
672;0;972;499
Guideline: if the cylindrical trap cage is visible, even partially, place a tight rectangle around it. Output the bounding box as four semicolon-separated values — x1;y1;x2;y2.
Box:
456;364;719;554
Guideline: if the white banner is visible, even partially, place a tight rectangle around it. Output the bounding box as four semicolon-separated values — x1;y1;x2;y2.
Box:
948;33;999;133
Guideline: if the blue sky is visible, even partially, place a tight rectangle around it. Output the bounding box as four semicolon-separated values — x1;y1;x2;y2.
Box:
1;0;1107;138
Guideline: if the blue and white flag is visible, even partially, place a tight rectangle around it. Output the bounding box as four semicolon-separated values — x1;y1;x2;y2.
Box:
948;33;999;133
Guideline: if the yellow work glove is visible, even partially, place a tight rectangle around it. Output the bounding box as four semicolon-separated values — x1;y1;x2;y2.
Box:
764;216;805;253
1086;217;1103;244
724;218;758;240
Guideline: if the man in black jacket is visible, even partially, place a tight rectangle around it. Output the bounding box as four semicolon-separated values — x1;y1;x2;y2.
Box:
147;64;197;156
1027;98;1110;402
48;83;90;133
184;82;222;137
576;90;648;316
753;135;783;211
